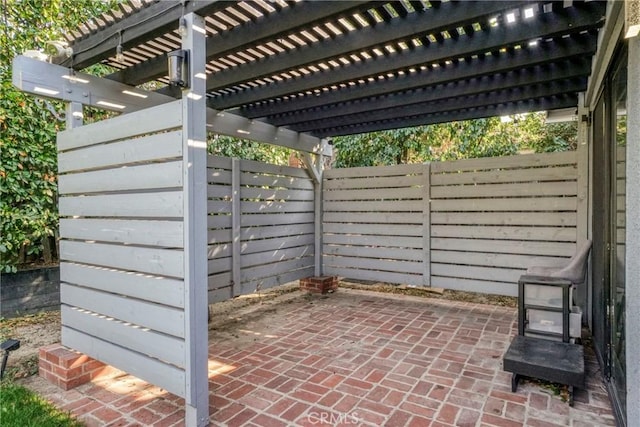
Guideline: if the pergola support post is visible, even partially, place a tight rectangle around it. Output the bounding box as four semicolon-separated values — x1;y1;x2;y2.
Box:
576;92;590;323
301;148;324;277
181;12;209;427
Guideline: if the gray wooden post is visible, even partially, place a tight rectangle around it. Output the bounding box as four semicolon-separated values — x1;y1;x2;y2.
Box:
231;158;241;296
181;12;209;427
423;163;431;286
302;151;323;277
625;34;640;427
65;102;83;129
576;93;589;321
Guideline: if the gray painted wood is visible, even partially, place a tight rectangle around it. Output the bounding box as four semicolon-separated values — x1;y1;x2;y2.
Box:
431;197;577;212
241;223;314;240
58;131;182;173
323;212;420;224
324;255;423;274
60;240;184;278
431;212;577;226
241;187;315;201
62;305;185;368
240;234;315;254
241;200;314;213
60;218;184;248
242;245;313;268
431;165;578;186
324;174;423;190
431;251;566;269
324;266;423;286
240;212;314;227
324;223;422;237
57;100;183;151
60;283;185;338
241;173;314;190
423;163;431;286
430;225;576;241
241;257;313;282
430;238;576;257
324;163;424;178
181;14;209;426
323;245;423;261
239;267;314;295
232;158;241;298
59;192;184;218
61;262;184;308
430;276;517;297
324;200;424;212
62;326;186;398
324;187;423;201
430;151;576;173
323;234;423;248
430;181;577;199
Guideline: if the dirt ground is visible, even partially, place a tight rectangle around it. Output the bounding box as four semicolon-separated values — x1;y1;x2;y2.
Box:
1;281;516;381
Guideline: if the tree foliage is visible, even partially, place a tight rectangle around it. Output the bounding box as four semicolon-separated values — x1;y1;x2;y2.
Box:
1;0;115;272
208;135;292;165
332;113;577;168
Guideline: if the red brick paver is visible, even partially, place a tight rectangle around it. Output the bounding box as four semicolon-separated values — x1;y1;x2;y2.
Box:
23;289;616;426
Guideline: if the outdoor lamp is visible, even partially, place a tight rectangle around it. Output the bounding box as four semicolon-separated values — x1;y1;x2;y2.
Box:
168;49;189;88
1;339;21;380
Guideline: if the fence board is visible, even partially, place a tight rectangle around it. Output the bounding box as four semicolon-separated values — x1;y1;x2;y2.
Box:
430;151;576;173
241;234;315;255
62;306;185;368
208;169;232;184
61;262;184;308
60;218;183;248
324;255;422;274
324;266;423;286
239;267;314;295
242;245;313;268
324;163;424;178
240;158;311;179
430;276;517;296
431;165;578;186
58;100;182;151
431;197;577;212
241;257;313;282
60;192;183;218
430;238;576;257
323;245;423;261
324;187;423;201
241;223;314;240
324;212;421;224
431;251;566;269
430;181;577;199
431;263;522;283
323;234;423;248
241;173;314;190
241;200;314;213
61;284;184;338
324;223;422;237
324;174;423;190
62;327;185;398
241;212;314;227
324;200;424;212
60;241;184;278
431;212;576;226
431;225;576;241
59;161;183;195
58;130;182;173
241;187;314;201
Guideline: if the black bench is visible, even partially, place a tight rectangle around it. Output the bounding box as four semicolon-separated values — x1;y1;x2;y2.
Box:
503;335;585;406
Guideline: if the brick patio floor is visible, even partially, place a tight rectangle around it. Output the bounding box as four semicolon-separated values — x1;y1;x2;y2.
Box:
23;288;615;426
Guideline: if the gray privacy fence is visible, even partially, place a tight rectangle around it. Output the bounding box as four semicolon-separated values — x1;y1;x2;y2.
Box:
323;151;584;296
57;101;190;399
207;156;315;302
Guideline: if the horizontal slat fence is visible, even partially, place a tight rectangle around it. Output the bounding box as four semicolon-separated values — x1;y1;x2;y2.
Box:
207;156;315;302
57;100;188;397
323;164;428;286
323;151;581;296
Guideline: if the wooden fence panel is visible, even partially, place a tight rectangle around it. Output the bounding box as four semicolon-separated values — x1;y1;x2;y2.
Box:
322;151;582;296
57;100;189;398
206;156;315;302
323;164;427;286
430;151;579;296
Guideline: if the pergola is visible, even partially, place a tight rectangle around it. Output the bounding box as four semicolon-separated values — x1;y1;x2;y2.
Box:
11;1;640;426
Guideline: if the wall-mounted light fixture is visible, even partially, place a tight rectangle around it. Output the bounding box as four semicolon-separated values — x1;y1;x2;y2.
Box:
168;49;189;88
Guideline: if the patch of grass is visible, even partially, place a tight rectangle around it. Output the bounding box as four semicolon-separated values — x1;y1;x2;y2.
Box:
0;381;84;426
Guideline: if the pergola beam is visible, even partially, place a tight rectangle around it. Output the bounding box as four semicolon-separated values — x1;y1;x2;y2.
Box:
204;0;526;92
267;60;589;127
106;1;375;85
314;95;577;137
208;2;604;110
13;55;328;155
59;1;229;70
296;78;586;133
240;33;597;119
